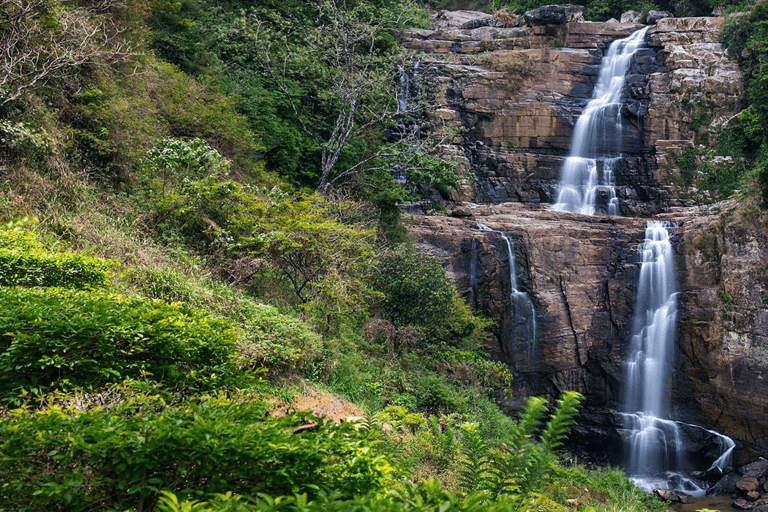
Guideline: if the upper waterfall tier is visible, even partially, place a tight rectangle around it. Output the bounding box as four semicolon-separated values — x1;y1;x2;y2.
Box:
399;17;743;214
553;27;649;215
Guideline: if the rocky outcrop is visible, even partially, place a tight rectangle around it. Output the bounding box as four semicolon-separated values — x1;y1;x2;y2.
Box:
400;13;743;214
646;17;744;202
646;10;674;24
664;203;768;460
408;200;768;463
523;4;585;25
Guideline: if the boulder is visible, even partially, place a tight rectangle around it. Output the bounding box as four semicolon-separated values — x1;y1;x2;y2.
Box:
708;472;742;496
621;10;641;23
737;476;761;493
734;498;756;510
654;489;693;503
523;4;584;26
740;458;768;479
646;10;674;24
433;10;500;29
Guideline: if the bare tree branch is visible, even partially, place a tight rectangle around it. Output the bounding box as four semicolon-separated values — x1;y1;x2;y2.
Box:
0;0;137;105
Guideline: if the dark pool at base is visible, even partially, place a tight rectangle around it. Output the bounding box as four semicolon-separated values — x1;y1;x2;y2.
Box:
669;494;736;512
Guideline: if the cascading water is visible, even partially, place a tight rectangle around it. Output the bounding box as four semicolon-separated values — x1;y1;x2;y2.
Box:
622;221;734;494
623;221;679;484
502;234;538;378
553;28;649;215
476;224;538;383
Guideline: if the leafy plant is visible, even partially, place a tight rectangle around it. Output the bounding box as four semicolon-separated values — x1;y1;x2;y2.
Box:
0;287;240;399
459;391;584;503
0;221;114;289
0;389;392;510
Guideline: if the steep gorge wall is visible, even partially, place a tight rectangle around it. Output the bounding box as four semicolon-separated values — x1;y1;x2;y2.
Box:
403;10;768;460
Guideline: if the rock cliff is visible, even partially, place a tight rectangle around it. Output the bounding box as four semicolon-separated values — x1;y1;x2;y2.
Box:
401;13;743;215
402;10;767;463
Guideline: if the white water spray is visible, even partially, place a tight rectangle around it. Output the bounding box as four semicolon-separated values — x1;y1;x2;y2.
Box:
622;222;734;493
553;28;649;215
623;221;680;485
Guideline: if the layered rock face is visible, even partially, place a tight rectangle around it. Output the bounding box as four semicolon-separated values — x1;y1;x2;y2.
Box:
401;13;743;215
403;10;767;462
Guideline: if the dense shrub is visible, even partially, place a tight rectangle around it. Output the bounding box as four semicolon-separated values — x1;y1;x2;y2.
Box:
0;287;239;399
0;223;113;289
372;250;488;347
0;390;392;511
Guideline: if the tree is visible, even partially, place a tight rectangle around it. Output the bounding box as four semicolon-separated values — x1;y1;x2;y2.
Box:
256;0;451;195
0;0;136;106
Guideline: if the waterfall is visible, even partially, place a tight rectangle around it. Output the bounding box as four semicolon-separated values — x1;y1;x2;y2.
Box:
622;221;734;493
623;221;681;486
502;234;537;378
553;27;649;215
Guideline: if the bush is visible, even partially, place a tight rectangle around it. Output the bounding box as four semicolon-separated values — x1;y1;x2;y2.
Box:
0;390;392;511
0;222;113;289
372;250;488;347
240;303;324;374
0;287;240;399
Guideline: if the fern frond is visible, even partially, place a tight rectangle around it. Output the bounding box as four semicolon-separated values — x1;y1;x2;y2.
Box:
540;391;583;454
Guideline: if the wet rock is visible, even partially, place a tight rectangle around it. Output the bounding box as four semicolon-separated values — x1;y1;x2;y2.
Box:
740;458;768;479
655;488;693;503
737;476;761;493
621;10;641;23
734;498;756;510
646;10;673;24
708;472;742;496
523;4;584;25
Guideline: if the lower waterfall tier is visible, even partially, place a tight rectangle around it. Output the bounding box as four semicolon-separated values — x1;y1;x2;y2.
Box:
408;202;768;462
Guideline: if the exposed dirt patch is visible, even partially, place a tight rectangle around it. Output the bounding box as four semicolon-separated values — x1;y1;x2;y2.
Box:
273;388;365;423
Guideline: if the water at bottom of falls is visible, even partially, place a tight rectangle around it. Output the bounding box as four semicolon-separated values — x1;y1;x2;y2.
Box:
618;414;737;496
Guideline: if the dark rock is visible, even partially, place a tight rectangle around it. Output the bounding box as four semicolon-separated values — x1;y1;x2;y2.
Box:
654;489;692;503
620;10;640;23
708;473;742;496
747;491;761;502
740;458;768;479
734;498;756;510
460;16;499;29
523;4;584;26
645;10;673;24
738;476;761;493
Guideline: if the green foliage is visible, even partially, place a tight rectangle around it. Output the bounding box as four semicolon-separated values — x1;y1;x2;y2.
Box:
372;250;488;347
156;479;529;512
0;287;239;400
373;250;453;328
677;147;699;185
0;389;392;510
718;108;764;158
239;303;324;375
0;221;114;289
719;289;733;309
142;137;232;196
457;422;492;496
721;4;768;204
462;391;584;503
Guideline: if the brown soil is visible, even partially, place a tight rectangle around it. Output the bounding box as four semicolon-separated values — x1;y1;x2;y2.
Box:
273;388;365;423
